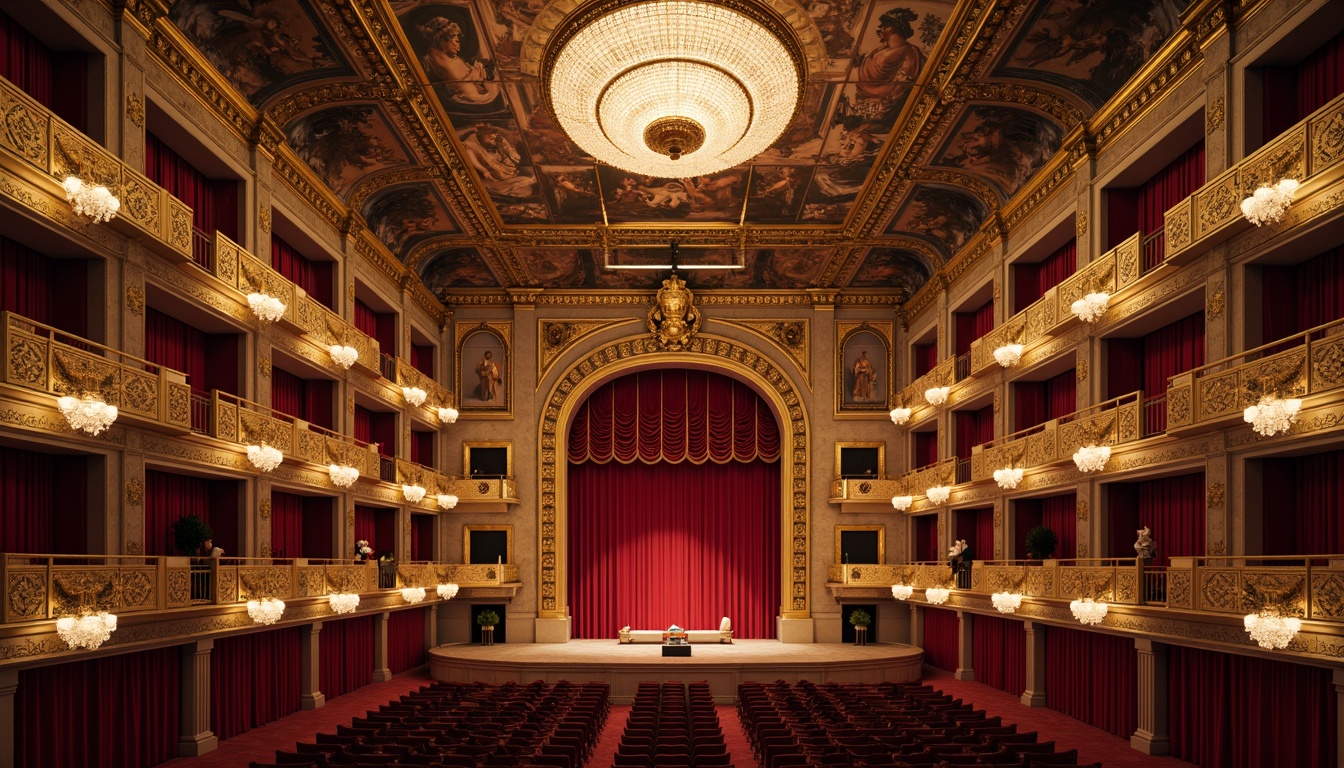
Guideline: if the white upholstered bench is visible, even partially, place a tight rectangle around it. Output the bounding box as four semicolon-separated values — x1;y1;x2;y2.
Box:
619;617;733;644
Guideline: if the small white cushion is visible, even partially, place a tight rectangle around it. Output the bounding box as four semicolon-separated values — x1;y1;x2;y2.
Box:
628;630;663;643
720;616;731;632
685;630;722;643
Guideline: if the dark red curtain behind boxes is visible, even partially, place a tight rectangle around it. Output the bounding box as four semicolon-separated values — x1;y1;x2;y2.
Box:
144;470;238;556
913;342;937;378
1262;246;1344;343
145;308;239;396
1169;645;1336;768
954;301;994;356
914;431;938;468
270;491;305;560
1263;30;1344;142
0;236;88;336
411;514;434;561
922;607;959;672
567;369;780;639
210;627;301;741
388;607;427;674
16;646;180;768
1044;625;1136;738
1107;142;1205;248
0;11;86;131
0;448;87;555
411;431;435;466
271;234;333;309
915;514;938;562
1106;312;1204;405
954;405;994;459
1014;369;1076;431
972;614;1026;696
1013;493;1075;559
355;406;397;457
355;505;397;558
411;343;435;376
320;615;375;700
1014;239;1076;312
354;299;397;353
1106;472;1204;566
954;507;993;559
271;368;334;430
145;133;238;240
302;496;333;559
1261;449;1344;556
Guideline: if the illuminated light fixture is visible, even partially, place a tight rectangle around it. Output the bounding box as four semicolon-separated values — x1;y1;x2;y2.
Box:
926;486;951;505
437;494;459;510
246;597;285;625
1070;598;1108;625
328;344;358;369
1241;178;1299;226
891;495;913;512
328;593;360;614
891;584;913;600
993;467;1023;490
924;386;950;406
541;0;804;178
1073;444;1111;473
402;387;427;407
402;484;427;503
1243;395;1302;437
438;406;459;424
327;464;359;488
400;587;427;604
246;444;283;473
437;583;460;600
993;344;1024;368
925;587;951;605
1243;609;1302;649
62;176;120;223
246;292;286;323
1070;292;1110;323
889;407;912;425
991;592;1023;614
57;394;118;436
55;611;118;650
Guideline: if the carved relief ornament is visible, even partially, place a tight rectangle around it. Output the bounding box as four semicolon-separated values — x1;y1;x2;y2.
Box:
647;272;702;351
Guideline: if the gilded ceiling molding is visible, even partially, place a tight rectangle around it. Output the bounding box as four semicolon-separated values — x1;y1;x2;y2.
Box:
710;319;811;387
267;83;395;127
344;166;441;221
953;84;1088;131
147;25;255;142
908;167;1001;212
536;318;641;387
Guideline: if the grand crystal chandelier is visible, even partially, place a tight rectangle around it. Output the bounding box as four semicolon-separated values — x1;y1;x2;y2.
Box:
62;176;121;223
1070;292;1110;323
542;0;805;177
1243;395;1302;437
891;584;913;600
925;587;950;605
328;593;360;614
247;292;286;323
889;407;912;425
403;484;427;503
926;486;951;505
438;493;459;510
57;394;118;436
437;583;460;600
993;467;1023;490
1073;444;1111;473
329;344;359;369
56;611;118;650
246;597;286;625
1070;598;1108;625
924;386;950;406
1241;178;1299;226
400;587;427;604
1243;609;1302;649
891;495;913;511
991;592;1023;614
403;387;428;407
328;463;360;488
993;344;1024;368
246;444;283;472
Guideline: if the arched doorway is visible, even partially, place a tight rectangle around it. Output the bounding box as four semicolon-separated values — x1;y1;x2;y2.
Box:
565;369;782;638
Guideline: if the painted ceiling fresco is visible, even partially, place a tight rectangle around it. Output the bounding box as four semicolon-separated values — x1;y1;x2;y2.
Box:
167;0;1192;296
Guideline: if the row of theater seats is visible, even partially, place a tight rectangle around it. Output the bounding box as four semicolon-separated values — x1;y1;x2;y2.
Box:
611;681;734;767
737;681;1100;768
249;680;610;768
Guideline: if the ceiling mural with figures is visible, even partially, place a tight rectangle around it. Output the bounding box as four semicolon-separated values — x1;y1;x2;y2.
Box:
163;0;1194;297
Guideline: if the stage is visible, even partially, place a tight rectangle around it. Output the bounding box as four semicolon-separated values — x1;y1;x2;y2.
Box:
428;639;924;703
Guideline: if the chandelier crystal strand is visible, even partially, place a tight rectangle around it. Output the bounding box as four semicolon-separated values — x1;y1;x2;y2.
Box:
57;394;119;435
1072;444;1111;473
246;597;286;625
246;444;283;472
1070;292;1110;323
544;0;802;177
247;293;287;323
328;464;359;488
400;587;427;604
403;387;428;407
437;583;460;600
1243;610;1302;649
891;495;913;511
993;467;1023;490
926;486;951;505
993;344;1024;367
1243;395;1302;437
328;593;360;614
924;386;949;406
925;587;950;605
891;584;913;600
62;177;121;223
437;494;459;510
889;407;911;425
55;611;118;650
1070;598;1108;625
991;592;1023;614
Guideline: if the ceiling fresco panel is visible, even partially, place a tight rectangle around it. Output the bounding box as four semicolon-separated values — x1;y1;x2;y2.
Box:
846;247;934;295
284;105;416;198
537;167;602;224
420;247;503;292
884;184;991;258
360;182;460;260
931;105;1065;200
596;168;749;223
517;249;664;289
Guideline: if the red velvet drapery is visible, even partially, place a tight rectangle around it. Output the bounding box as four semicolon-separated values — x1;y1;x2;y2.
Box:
1106;472;1204;566
354;299;397;353
271;234;334;309
1044;625;1136;738
914;431;938;469
411;343;435;376
145;308;239;396
972;614;1026;697
1014;239;1076;312
0;11;87;131
355;505;397;559
410;431;434;466
388;607;428;674
0;447;87;555
1262;245;1344;343
922;607;959;672
320;615;375;700
954;507;993;560
355;406;397;458
0;235;88;336
1263;30;1344;142
954;301;994;356
144;469;239;556
271;368;335;430
1014;493;1075;559
914;514;939;562
1107;312;1205;400
1170;645;1336;768
273;493;335;560
1014;369;1076;431
145;133;238;240
16;647;180;768
1261;449;1344;557
1107;142;1205;248
954;405;994;459
211;627;302;741
913;342;938;378
410;514;434;561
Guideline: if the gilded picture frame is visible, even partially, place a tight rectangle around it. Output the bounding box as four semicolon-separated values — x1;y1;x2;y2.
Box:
834;525;886;565
455;321;512;417
464;524;514;564
835;321;893;415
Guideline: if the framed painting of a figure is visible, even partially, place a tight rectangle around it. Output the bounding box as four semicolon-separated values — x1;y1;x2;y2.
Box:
836;321;893;415
455;321;512;416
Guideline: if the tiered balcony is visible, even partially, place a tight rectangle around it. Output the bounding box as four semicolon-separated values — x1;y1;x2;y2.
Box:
444;475;521;505
1;312;193;432
970;392;1145;482
1164;89;1344;264
1165;317;1344;435
206;391;382;480
828;477;905;505
394;357;455;415
0;76;193;260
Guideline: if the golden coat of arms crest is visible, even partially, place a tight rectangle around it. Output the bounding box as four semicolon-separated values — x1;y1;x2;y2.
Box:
647;271;702;351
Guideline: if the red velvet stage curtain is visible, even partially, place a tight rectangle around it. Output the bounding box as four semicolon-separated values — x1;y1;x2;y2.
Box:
0;11;86;131
320;615;375;700
0;448;86;555
0;235;88;336
913;342;937;378
411;343;435;376
1261;449;1344;557
1169;645;1336;768
211;627;302;741
914;514;939;562
955;405;994;459
1013;493;1075;559
411;431;434;466
271;234;334;309
411;514;434;561
1263;30;1344;142
145;308;239;396
1016;369;1077;431
273;368;334;430
914;431;938;469
954;507;993;559
388;607;428;673
922;607;959;672
1044;625;1136;738
145;133;238;240
354;299;397;353
972;614;1026;697
1106;473;1204;566
1262;245;1344;343
1106;142;1205;247
1014;239;1076;311
16;646;180;768
144;470;240;556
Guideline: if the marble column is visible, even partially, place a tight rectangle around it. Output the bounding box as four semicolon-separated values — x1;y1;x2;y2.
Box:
427;603;439;651
1131;638;1170;755
954;610;975;681
1020;620;1047;707
300;622;326;710
908;603;923;647
179;639;218;756
0;668;18;768
373;611;392;682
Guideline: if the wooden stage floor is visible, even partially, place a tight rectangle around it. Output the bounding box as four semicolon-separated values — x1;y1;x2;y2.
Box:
428;640;924;703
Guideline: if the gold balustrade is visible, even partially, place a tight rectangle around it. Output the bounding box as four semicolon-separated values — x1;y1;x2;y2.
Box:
828;477;905;504
827;558;1148;606
207;390;381;477
1163;554;1344;620
399;562;521;587
394;358;455;412
970;392;1143;481
895;357;955;424
396;458;451;502
445;476;521;504
1;311;193;431
890;458;957;505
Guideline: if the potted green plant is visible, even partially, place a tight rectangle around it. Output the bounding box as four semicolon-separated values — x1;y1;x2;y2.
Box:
1026;525;1058;561
848;608;872;646
476;609;501;646
172;515;214;556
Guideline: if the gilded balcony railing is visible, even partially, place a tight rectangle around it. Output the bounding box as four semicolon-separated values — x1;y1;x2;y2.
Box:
0;76;193;260
396;458;451;503
207;390;381;478
443;475;521;504
1;311;193;431
827;558;1146;606
970;392;1143;482
826;562;952;588
891;457;957;505
394;357;454;411
398;562;521;587
209;231;299;326
896;356;956;422
828;477;905;504
1164;555;1344;620
1164;89;1344;263
1165;316;1344;433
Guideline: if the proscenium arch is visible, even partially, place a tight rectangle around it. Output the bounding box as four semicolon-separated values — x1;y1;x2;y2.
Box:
537;333;811;625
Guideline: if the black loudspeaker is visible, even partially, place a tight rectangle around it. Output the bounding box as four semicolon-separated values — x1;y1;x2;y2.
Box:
839;446;881;478
469;447;509;478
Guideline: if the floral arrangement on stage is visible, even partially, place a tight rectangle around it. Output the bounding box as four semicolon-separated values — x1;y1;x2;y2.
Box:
355;540;373;561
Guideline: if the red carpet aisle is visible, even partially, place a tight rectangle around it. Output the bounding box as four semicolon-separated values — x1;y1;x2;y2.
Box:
717;703;755;766
923;668;1195;768
587;704;631;765
161;672;434;768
